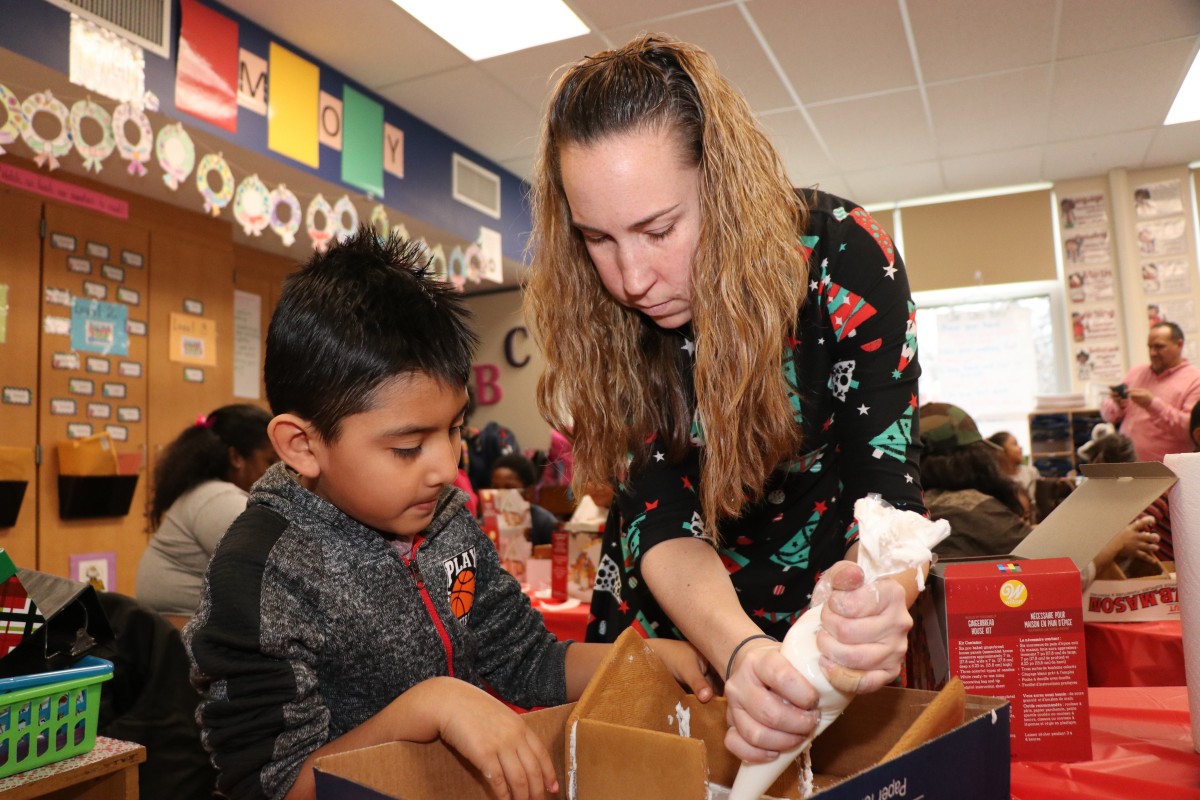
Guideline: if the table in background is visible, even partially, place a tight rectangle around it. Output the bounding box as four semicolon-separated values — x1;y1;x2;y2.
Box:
527;592;590;642
1085;619;1185;687
0;736;145;800
1011;686;1200;799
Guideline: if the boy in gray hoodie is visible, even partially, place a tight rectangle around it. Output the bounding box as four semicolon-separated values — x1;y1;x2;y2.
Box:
184;228;711;800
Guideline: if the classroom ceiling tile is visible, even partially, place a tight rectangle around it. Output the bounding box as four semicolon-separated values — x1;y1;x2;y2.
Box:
569;0;716;31
1057;0;1200;60
843;161;947;206
808;89;936;173
927;66;1053;159
907;0;1057;83
752;0;917;104
1042;130;1158;182
941;146;1047;193
478;33;611;110
759;109;835;182
1143;120;1200;168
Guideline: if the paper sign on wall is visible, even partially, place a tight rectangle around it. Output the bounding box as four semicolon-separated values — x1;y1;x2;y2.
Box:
343;86;384;196
268;43;319;168
70;298;129;356
169;312;217;366
176;0;239;133
384;123;404;179
233;290;262;399
238;48;267;114
319;91;343;150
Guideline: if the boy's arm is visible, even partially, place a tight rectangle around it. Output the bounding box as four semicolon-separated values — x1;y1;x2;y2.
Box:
282;677;559;800
186;509;331;800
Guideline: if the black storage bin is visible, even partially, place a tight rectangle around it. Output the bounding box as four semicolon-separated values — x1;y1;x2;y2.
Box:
0;480;28;527
58;475;139;520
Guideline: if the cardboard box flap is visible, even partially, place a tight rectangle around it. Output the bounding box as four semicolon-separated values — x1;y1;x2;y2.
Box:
314;704;570;800
1012;462;1176;571
574;717;711;799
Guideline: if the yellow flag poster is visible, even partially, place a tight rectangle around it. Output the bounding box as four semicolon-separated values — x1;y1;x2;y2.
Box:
169;313;218;366
268;42;319;168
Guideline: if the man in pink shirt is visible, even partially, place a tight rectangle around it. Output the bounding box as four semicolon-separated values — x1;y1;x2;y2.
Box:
1101;322;1200;462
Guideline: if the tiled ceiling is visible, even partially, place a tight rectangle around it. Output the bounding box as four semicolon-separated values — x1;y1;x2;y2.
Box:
221;0;1200;206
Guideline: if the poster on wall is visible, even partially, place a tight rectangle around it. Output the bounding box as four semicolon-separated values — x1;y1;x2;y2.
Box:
932;306;1038;417
1059;193;1108;230
1062;230;1110;265
168;312;218;366
1149;299;1198;333
70;551;115;592
176;0;239;132
1136;217;1188;257
1066;267;1114;303
1076;344;1124;384
1142;258;1191;296
1070;307;1119;342
1133;179;1184;219
69;297;129;356
232;290;262;399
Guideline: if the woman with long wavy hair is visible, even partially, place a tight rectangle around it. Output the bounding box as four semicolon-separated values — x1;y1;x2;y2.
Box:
523;34;926;762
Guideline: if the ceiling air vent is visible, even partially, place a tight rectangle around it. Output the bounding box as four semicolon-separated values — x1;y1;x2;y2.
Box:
45;0;172;58
452;153;501;219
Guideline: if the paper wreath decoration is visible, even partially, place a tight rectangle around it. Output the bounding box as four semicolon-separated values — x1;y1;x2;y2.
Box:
306;193;336;253
0;82;29;156
112;101;153;176
233;174;271;237
196;152;234;216
155;123;195;190
20;90;72;170
269;184;302;246
369;204;390;241
69;99;115;173
331;195;359;243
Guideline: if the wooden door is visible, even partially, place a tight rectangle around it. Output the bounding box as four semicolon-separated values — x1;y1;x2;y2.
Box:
38;204;150;592
145;223;235;502
0;190;43;569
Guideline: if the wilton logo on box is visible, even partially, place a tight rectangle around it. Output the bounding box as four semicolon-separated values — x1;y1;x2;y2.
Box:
862;777;907;799
1000;578;1028;608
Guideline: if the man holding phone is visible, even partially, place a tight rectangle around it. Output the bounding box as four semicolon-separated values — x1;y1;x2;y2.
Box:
1101;322;1200;462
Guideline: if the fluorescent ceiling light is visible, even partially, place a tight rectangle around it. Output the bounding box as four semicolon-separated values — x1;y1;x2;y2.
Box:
1165;48;1200;125
393;0;589;61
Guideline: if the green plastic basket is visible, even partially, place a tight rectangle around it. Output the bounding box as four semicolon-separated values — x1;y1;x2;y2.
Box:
0;657;113;778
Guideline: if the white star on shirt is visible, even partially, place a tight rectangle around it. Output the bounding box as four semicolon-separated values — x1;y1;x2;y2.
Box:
810;280;819;291
654;451;665;462
905;473;914;483
682;339;695;357
817;337;825;345
857;404;870;415
883;264;898;279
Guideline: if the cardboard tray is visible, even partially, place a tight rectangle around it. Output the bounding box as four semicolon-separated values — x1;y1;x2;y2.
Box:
314;632;1010;799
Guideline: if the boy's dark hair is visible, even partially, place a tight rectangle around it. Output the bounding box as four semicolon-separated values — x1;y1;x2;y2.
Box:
491;452;538;488
265;226;478;441
151;404;272;528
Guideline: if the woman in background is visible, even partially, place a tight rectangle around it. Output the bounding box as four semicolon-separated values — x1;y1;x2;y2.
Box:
136;404;276;617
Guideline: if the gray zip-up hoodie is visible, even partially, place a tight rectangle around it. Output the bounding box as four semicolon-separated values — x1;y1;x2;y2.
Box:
184;462;569;799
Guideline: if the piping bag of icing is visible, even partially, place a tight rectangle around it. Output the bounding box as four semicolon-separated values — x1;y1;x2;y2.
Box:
728;495;951;800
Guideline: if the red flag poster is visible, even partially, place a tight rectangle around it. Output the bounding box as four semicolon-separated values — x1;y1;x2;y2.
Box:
175;0;239;133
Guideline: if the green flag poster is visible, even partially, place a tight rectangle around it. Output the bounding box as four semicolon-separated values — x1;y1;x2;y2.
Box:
342;86;384;196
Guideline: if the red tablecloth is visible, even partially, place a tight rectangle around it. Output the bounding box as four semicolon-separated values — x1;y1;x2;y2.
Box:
529;594;590;642
1085;619;1185;687
1012;686;1200;798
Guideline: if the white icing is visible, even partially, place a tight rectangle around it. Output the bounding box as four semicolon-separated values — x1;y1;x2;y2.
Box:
568;719;579;800
728;496;951;800
675;701;691;738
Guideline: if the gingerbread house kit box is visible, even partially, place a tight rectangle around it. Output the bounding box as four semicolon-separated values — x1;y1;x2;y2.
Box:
313;631;1010;800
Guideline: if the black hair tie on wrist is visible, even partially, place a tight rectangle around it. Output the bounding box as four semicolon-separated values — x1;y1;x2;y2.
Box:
724;633;778;682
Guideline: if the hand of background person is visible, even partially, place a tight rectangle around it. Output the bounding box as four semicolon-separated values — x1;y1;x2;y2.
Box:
815;562;912;695
1127;388;1153;408
1114;515;1160;564
435;680;559;800
645;638;715;701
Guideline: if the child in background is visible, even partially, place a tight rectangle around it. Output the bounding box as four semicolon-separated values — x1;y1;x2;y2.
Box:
184;229;711;800
489;453;559;546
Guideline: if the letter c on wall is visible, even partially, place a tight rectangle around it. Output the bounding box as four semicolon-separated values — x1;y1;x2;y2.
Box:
504;326;530;368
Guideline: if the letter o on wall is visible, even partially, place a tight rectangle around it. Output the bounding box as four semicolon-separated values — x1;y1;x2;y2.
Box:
504;326;530;368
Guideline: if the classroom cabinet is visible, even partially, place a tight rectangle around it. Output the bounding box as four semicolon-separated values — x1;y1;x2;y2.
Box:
1027;409;1104;477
